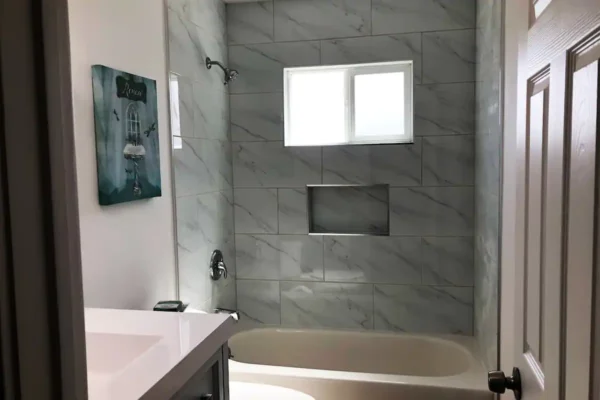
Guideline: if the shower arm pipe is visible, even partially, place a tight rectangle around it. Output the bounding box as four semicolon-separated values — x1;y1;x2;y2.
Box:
206;57;227;73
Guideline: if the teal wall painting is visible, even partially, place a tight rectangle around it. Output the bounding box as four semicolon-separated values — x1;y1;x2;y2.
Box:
92;65;162;205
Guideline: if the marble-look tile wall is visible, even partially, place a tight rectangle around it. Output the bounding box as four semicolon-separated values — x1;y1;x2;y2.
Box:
227;0;476;335
474;0;502;369
168;0;236;311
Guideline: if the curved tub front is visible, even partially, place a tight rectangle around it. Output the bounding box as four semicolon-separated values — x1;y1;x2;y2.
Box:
229;328;492;400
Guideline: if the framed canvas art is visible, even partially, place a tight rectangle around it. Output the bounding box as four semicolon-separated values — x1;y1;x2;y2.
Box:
91;65;162;205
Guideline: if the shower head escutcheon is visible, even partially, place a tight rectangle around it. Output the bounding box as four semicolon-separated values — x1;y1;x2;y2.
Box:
206;57;239;86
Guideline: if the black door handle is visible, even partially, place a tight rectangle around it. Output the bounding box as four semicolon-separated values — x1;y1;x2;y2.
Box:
488;367;522;400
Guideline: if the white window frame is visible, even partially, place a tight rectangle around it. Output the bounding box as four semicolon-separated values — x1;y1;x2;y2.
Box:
284;60;413;147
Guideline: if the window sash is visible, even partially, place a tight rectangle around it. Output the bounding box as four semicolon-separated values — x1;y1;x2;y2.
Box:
284;61;413;147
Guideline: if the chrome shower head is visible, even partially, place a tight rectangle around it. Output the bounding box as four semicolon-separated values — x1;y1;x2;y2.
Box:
206;57;239;86
226;69;239;84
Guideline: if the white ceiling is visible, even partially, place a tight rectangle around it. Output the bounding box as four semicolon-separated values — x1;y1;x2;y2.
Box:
223;0;261;2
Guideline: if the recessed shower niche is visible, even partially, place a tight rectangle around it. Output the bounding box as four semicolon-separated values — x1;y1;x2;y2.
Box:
308;185;390;236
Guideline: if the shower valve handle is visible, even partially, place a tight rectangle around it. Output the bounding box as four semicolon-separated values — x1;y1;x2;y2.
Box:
209;250;228;280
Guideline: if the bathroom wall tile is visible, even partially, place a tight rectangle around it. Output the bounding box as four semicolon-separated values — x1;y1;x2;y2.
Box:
423;135;475;186
278;188;309;234
171;75;194;138
236;234;324;281
374;285;473;334
227;1;274;45
193;79;229;140
422;237;474;286
273;0;371;41
176;195;205;264
173;138;232;197
281;282;373;330
414;83;475;136
324;236;422;284
230;93;283;142
229;42;320;94
237;280;281;325
203;277;237;311
196;190;236;256
168;0;226;38
311;186;389;235
234;188;278;234
423;30;476;84
233;142;322;188
168;8;227;84
177;191;236;310
390;187;474;236
321;34;422;82
372;0;476;35
322;142;421;186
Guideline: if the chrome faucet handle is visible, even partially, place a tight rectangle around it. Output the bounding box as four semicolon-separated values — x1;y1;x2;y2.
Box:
209;250;228;281
217;261;228;279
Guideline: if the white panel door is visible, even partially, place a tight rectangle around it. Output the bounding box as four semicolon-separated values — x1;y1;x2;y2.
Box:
497;0;600;399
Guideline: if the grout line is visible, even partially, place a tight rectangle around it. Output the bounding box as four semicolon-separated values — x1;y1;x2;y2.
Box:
235;277;475;289
225;27;478;48
230;83;477;97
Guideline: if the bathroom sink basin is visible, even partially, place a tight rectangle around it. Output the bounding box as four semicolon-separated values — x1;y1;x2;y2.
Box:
86;332;162;374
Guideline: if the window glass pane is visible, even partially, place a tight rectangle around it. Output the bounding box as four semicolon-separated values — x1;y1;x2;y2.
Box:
287;69;346;146
354;72;405;139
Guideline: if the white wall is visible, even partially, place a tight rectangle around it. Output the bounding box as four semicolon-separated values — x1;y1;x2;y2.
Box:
69;0;177;309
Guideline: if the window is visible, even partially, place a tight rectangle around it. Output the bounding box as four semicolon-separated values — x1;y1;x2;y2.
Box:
284;61;413;147
126;103;141;144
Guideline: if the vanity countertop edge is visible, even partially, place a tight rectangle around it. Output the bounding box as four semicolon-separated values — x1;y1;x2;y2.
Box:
85;308;235;400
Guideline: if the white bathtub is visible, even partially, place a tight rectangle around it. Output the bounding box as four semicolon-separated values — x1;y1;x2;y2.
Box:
229;328;492;400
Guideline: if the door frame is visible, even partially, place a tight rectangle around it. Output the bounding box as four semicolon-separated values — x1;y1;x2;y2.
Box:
0;0;87;398
500;0;530;380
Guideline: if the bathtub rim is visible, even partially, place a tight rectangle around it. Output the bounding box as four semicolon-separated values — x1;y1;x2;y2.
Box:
229;327;489;393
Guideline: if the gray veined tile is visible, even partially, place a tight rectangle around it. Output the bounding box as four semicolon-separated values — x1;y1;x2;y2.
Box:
281;282;373;330
193;79;229;140
390;187;474;236
237;280;281;326
372;0;476;35
414;83;475;136
236;234;324;281
234;188;278;234
324;236;422;284
168;0;226;38
322;142;422;186
227;1;274;45
423;135;475;186
168;8;227;84
422;237;474;286
229;42;320;94
321;34;422;83
195;191;236;249
173;138;233;197
278;188;309;234
374;285;473;334
230;93;283;142
176;191;235;310
274;0;371;41
423;30;476;84
233;142;322;188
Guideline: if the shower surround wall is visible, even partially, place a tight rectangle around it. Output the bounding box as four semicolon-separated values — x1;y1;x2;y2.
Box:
168;0;236;311
475;0;502;369
228;0;477;334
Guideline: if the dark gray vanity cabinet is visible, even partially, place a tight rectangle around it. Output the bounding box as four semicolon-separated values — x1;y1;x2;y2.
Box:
172;345;230;400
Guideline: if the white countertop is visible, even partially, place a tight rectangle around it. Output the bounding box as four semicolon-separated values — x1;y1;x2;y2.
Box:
85;308;235;400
